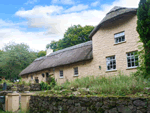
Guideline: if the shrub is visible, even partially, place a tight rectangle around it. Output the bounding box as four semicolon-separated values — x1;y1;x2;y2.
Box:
40;77;56;90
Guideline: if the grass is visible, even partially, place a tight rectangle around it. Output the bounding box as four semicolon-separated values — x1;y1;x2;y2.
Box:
51;72;150;96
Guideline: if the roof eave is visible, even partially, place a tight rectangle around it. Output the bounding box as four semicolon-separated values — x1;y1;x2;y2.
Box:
19;57;93;76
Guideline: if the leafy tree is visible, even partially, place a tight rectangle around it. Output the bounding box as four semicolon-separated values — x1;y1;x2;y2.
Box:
46;25;94;51
37;50;46;58
0;50;3;55
0;42;37;80
137;0;150;77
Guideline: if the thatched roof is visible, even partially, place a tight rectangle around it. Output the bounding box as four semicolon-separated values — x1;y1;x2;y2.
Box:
19;41;93;76
89;6;137;39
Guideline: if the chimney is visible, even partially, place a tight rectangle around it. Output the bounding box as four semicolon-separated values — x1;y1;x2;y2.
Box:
46;48;53;56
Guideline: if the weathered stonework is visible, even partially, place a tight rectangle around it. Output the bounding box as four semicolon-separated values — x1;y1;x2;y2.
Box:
0;84;41;91
29;96;150;113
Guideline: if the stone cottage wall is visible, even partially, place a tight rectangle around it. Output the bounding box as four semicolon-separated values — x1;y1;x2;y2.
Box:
29;96;150;113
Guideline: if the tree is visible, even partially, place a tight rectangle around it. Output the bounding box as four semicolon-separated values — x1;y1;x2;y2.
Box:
37;50;46;58
137;0;150;77
0;50;3;55
46;25;94;51
0;42;37;80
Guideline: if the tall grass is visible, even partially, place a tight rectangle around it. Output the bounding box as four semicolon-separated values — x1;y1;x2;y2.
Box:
58;73;150;95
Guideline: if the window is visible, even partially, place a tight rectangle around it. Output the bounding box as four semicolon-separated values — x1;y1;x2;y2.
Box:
74;67;78;76
46;73;49;77
42;73;45;78
31;75;33;80
106;56;116;71
114;32;125;44
59;70;63;78
127;51;139;68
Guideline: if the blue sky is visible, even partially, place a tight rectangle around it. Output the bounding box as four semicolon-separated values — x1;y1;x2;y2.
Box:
0;0;139;51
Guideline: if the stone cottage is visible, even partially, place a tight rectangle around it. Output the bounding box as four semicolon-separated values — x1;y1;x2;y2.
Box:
19;6;141;84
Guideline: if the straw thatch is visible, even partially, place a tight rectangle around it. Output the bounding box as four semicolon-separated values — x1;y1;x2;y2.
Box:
88;6;137;39
19;41;92;76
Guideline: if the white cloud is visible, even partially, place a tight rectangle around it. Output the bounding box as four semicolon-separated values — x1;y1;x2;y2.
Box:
51;0;75;5
64;4;88;13
25;0;38;5
101;0;139;13
91;1;100;7
15;5;63;18
15;5;105;36
0;28;61;51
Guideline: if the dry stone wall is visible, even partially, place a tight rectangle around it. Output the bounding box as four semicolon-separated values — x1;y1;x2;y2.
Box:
29;96;150;113
0;83;41;91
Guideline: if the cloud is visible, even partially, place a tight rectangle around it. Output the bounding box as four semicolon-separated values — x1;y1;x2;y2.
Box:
101;0;139;13
25;0;38;5
64;4;88;13
15;5;105;36
0;28;61;51
91;1;100;7
51;0;75;5
15;5;63;18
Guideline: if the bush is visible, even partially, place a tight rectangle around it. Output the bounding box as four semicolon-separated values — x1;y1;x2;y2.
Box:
40;77;56;90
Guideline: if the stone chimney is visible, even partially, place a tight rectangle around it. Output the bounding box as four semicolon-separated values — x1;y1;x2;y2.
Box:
46;48;53;56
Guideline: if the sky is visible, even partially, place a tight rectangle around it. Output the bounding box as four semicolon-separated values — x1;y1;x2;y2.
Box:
0;0;140;52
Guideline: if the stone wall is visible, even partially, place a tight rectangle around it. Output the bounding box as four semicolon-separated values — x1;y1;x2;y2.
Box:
0;83;41;91
29;96;150;113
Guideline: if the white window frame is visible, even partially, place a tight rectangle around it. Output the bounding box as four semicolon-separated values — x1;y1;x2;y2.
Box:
126;51;139;69
106;56;116;71
59;70;63;78
114;31;125;44
74;67;78;76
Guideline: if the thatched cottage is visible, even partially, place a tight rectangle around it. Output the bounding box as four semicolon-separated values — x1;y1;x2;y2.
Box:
19;6;141;84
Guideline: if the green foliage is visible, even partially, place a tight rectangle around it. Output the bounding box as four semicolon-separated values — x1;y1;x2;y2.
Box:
137;0;150;77
0;79;13;86
54;72;150;96
40;82;51;90
40;77;56;90
0;42;37;80
37;50;46;58
46;25;94;51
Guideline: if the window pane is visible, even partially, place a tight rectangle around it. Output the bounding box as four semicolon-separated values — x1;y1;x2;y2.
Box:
113;65;116;69
107;66;110;70
127;53;130;56
113;60;116;65
132;62;135;67
128;63;131;67
119;37;121;42
115;38;118;43
122;36;125;41
127;57;130;61
131;58;134;61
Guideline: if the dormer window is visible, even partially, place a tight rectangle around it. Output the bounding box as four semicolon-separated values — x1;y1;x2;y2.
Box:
114;31;125;44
